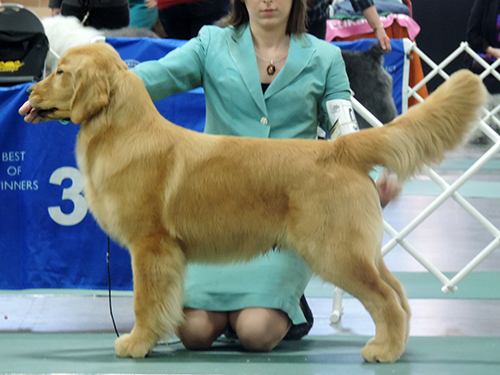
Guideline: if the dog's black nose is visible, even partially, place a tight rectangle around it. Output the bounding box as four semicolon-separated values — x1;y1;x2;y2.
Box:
26;86;33;96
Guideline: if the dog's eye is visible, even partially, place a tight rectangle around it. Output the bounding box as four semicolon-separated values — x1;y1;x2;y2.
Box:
56;70;64;75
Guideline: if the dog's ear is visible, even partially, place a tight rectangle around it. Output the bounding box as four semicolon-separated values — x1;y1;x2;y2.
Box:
70;68;110;124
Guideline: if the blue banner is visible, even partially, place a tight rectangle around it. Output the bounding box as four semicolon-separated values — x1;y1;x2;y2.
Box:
0;38;405;290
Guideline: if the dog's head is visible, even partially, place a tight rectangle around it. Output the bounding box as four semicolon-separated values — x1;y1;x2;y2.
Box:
28;43;128;124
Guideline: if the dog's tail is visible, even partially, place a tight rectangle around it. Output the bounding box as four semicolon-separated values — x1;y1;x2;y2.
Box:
333;70;486;181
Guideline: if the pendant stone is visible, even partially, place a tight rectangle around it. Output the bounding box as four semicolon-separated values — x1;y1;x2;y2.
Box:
267;63;276;76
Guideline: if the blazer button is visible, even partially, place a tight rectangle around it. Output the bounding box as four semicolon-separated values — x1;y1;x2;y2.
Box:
260;117;269;125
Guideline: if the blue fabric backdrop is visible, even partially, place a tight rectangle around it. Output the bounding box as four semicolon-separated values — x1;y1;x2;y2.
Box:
0;38;405;290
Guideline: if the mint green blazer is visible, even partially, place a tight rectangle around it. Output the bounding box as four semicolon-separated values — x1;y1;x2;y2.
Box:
132;24;351;140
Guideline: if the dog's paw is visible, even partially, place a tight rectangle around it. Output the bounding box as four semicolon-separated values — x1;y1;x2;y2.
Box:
115;333;154;358
360;341;403;363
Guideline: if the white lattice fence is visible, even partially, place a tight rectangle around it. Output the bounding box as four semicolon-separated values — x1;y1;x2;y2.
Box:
331;39;500;323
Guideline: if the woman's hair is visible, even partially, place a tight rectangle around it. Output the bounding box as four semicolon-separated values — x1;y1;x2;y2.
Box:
224;0;307;35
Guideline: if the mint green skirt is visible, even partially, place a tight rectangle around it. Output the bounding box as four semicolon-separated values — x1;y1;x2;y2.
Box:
184;249;313;325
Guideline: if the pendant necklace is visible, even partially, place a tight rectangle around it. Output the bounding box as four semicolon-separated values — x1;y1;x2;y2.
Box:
255;52;288;76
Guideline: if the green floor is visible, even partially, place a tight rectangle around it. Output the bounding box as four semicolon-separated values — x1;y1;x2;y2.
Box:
1;334;499;375
306;271;500;299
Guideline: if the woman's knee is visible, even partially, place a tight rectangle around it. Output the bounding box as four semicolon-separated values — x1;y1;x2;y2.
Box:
230;308;291;352
177;309;228;350
237;328;280;352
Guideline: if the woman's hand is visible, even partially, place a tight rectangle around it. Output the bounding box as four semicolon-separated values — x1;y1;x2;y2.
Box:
374;26;392;52
19;101;45;124
485;46;500;60
51;7;62;16
376;169;402;208
361;6;392;52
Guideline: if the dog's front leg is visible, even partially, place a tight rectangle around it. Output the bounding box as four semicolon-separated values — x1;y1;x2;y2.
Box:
115;235;185;358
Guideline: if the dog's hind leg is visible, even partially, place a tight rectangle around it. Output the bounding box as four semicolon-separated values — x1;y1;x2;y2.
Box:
115;234;185;358
351;264;407;363
304;246;408;363
375;257;411;342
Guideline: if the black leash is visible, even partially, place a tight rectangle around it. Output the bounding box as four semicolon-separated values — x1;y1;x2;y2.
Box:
107;236;120;337
106;236;181;346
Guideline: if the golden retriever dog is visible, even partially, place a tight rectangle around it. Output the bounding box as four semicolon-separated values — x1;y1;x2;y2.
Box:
26;43;485;362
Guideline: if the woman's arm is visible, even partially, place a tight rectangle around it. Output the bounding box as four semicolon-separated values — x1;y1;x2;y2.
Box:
320;42;401;205
350;0;391;51
362;5;391;51
318;45;352;135
131;28;210;102
20;28;209;123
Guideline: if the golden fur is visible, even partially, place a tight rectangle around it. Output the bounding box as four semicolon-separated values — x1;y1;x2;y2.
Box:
27;43;486;362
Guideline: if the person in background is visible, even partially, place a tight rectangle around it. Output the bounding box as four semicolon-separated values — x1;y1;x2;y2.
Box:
306;0;330;38
307;0;391;52
129;0;158;30
157;0;231;39
465;0;500;94
49;0;130;29
20;0;401;352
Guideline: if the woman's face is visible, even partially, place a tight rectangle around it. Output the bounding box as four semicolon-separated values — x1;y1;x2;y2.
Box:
243;0;294;31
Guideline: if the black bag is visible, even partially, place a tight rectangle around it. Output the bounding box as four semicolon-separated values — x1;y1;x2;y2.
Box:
0;5;49;86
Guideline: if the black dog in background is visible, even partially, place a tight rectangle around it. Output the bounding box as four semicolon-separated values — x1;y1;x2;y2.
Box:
342;44;398;130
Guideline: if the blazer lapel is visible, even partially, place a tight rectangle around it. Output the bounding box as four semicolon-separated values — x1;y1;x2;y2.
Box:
264;34;315;99
227;25;267;114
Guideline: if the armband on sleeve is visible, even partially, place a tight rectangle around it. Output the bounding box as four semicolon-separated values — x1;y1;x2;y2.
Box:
326;99;359;140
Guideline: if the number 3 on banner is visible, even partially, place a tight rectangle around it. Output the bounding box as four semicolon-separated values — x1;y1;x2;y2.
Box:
48;167;88;226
